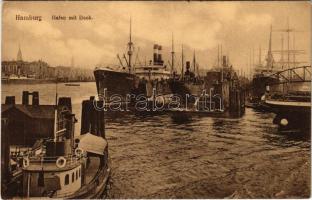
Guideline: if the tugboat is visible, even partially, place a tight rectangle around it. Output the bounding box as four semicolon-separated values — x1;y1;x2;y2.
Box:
3;93;111;198
23;97;110;198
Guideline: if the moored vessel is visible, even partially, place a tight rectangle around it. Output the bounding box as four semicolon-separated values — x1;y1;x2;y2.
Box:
248;25;280;109
264;65;311;132
169;46;205;105
94;20;174;109
94;19;137;104
1;92;110;198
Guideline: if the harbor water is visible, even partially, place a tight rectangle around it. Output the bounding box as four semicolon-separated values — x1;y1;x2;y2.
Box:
2;82;310;198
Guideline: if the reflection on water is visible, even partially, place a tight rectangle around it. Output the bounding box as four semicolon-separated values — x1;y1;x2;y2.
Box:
2;83;310;198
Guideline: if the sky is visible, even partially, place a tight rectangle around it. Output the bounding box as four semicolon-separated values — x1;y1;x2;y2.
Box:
2;1;311;75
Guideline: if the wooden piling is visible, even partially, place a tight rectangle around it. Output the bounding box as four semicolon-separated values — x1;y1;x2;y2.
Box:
81;97;105;138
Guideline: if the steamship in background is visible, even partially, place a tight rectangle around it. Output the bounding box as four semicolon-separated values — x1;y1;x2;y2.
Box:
94;20;173;105
134;44;172;98
94;17;207;107
248;25;281;109
94;19;245;114
168;45;205;104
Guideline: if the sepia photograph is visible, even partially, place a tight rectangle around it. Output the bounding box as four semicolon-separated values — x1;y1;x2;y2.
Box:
1;1;311;199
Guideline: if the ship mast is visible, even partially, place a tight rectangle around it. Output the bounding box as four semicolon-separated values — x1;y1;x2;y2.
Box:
127;17;133;73
217;44;220;67
221;44;223;82
252;47;254;75
181;44;184;79
171;33;174;75
293;33;296;67
272;19;305;72
267;25;274;71
54;70;58;142
287;18;290;70
193;50;196;74
249;48;252;80
258;45;262;65
281;34;284;69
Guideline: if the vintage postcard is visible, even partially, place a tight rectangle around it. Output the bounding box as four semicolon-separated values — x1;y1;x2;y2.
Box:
1;1;311;199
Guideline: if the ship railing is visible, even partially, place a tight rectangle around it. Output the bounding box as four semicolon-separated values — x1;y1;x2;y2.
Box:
27;154;82;166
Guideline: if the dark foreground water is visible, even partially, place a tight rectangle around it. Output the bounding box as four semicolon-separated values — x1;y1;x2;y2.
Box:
2;82;310;198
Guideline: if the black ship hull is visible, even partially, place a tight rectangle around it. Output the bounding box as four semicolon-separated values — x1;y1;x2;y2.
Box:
94;68;174;107
94;69;137;102
68;159;111;199
265;99;311;132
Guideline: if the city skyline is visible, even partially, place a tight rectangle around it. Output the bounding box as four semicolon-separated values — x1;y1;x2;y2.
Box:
2;1;311;73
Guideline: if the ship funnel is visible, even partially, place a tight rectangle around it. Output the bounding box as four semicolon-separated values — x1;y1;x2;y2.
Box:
153;44;159;64
223;55;227;67
186;61;191;70
158;45;163;65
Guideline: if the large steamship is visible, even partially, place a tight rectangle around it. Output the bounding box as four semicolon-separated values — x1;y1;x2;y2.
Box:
134;44;172;98
94;20;137;103
94;20;173;105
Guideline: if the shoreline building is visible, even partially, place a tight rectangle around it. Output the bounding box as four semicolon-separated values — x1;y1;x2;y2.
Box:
2;45;94;82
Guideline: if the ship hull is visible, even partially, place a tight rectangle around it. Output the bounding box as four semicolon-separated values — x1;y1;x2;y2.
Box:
169;79;205;103
68;161;111;199
94;69;137;102
265;99;311;132
94;68;175;111
265;100;310;113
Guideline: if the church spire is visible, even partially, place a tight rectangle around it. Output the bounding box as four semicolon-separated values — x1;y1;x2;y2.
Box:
17;43;23;61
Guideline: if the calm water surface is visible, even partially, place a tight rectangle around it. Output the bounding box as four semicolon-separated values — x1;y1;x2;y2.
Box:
2;82;310;198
